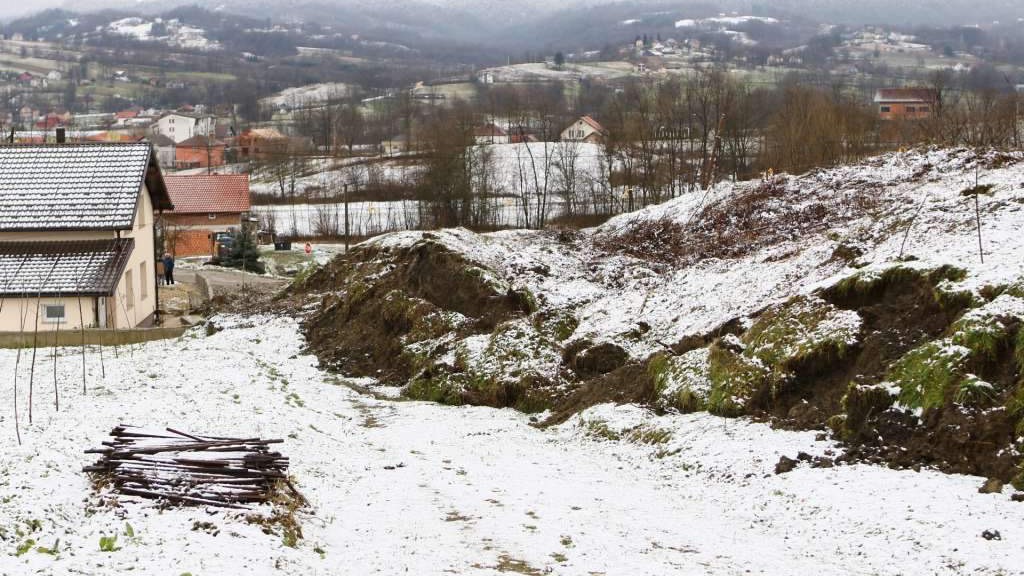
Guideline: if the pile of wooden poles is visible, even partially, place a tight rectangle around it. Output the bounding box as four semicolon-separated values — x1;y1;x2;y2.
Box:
84;425;300;510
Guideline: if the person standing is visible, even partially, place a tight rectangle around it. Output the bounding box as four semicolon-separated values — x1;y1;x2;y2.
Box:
162;252;176;286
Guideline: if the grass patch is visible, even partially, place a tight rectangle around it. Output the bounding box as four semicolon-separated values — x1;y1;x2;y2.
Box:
743;295;860;369
649;350;711;413
825;265;968;309
245;478;306;548
707;341;771;417
404;374;464;406
888;339;970;410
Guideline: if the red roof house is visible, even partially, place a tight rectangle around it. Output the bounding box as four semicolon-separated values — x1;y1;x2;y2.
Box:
163;175;251;257
874;88;940;121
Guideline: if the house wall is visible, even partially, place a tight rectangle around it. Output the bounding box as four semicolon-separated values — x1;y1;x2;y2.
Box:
153;115;215;145
175;145;225;169
163;213;243;257
154;144;176;168
878;102;934;121
0;185;159;331
112;184;158;330
0;296;98;332
561;120;600;142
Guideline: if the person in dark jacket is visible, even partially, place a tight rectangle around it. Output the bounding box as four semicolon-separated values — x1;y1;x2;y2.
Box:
162;253;176;285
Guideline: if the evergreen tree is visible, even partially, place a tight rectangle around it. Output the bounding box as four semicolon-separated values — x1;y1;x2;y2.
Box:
554;51;565;68
220;224;265;274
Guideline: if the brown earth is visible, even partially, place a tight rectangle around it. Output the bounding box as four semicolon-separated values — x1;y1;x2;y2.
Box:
290;235;533;383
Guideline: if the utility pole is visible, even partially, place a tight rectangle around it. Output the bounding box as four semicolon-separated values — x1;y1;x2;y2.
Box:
344;183;350;251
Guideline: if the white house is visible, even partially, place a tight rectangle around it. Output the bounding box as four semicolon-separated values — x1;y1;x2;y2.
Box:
150;112;217;145
560;116;607;144
0;142;174;331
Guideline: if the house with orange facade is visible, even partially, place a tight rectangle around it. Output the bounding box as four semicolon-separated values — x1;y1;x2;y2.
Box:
874;88;939;121
174;135;226;169
236;128;291;161
162;175;251;257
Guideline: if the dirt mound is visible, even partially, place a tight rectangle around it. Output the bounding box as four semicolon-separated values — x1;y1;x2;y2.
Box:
544;363;657;426
292;235;533;382
596;178;880;265
691;264;1023;484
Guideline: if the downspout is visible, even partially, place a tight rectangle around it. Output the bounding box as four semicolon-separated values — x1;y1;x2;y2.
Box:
114;230;121;329
154;209;162;325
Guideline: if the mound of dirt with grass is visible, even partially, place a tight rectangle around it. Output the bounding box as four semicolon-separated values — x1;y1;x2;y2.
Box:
290;232;535;383
286;148;1024;488
654;264;1024;484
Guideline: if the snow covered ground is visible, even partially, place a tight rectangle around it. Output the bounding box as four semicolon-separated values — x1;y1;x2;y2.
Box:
259;83;355;111
1;316;1022;575
106;17;221;51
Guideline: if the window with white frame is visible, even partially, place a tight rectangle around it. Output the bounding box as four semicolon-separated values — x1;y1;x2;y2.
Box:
42;304;67;324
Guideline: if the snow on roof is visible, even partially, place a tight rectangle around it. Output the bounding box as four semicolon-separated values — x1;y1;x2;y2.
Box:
0;238;134;297
873;88;939;103
0;143;173;232
165;174;251;214
243;128;287;140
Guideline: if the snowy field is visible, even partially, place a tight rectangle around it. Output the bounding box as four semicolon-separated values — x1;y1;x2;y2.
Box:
1;316;1022;575
253;200;570;236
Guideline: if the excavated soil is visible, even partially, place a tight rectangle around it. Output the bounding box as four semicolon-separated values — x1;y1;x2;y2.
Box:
286;234;1021;483
292;237;532;383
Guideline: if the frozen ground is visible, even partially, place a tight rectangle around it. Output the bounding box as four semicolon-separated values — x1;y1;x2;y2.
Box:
1;316;1022;575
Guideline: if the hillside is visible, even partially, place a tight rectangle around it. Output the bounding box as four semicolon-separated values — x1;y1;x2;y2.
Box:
291;147;1024;485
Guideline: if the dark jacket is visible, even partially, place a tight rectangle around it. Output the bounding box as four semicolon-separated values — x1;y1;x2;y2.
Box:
162;256;175;271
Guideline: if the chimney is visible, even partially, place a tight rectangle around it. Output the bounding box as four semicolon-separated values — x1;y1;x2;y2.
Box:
56;127;66;144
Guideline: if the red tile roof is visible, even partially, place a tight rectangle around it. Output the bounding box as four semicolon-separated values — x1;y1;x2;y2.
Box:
580;115;607;133
165;174;251;214
177;135;226;148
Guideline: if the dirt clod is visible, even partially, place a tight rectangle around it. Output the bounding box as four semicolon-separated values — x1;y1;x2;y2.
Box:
979;478;1005;494
775;456;798;475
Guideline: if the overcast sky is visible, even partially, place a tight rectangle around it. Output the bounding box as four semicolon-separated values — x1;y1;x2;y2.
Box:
0;0;63;19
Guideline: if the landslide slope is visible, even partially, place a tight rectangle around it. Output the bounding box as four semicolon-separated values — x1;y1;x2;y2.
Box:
290;148;1024;484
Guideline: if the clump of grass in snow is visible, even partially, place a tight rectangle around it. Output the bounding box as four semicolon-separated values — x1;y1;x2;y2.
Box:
707;338;771;417
947;294;1024;362
888;339;970;410
706;296;860;417
825;265;969;309
743;295;860;369
649;349;711;413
